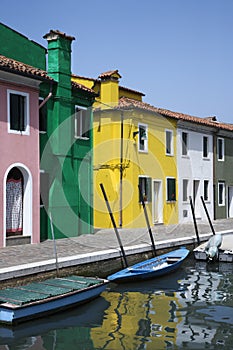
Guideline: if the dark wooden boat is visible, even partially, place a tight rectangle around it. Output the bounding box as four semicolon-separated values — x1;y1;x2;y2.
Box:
108;247;189;283
0;275;109;325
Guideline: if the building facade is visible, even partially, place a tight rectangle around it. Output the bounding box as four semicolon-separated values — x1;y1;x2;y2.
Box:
73;71;179;229
0;23;52;247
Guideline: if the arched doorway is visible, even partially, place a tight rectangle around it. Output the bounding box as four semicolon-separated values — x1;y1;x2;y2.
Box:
6;167;24;236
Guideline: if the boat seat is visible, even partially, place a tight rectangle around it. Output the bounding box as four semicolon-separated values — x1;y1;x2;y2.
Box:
166;257;180;264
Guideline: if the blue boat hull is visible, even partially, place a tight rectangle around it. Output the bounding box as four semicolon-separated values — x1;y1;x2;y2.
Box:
108;247;189;283
0;276;109;325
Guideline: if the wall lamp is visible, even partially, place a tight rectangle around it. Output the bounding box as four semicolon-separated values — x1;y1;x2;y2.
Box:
133;129;147;140
133;131;139;138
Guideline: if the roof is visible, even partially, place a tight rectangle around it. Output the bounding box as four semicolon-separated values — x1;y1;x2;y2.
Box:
72;81;97;95
98;70;122;79
120;85;145;97
115;96;233;132
0;54;53;82
72;73;145;96
43;29;75;41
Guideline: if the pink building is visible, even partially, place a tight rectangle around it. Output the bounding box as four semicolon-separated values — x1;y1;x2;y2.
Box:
0;55;53;247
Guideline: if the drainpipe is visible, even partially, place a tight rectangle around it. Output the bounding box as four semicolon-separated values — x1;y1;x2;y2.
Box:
39;90;52;109
119;111;124;228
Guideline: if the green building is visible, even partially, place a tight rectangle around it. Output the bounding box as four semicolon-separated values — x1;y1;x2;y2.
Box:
41;30;96;239
214;132;233;219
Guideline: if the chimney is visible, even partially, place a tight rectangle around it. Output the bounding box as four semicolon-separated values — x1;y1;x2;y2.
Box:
98;70;121;108
43;30;75;98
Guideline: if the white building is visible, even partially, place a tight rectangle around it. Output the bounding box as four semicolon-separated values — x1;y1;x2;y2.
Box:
177;121;214;223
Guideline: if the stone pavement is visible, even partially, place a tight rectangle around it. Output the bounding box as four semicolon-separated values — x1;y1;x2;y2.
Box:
0;219;232;281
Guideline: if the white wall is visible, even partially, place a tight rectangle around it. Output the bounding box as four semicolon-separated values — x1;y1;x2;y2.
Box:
177;127;214;223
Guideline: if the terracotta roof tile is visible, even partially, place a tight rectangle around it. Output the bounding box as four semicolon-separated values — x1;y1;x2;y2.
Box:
43;30;75;41
72;81;97;95
0;54;53;82
98;70;121;79
116;97;233;132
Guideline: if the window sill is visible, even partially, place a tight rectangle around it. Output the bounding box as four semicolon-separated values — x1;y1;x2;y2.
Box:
166;153;174;157
202;157;210;161
138;150;148;153
75;136;90;140
8;129;30;136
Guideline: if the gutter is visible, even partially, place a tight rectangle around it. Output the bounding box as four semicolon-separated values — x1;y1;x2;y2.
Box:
39;88;53;109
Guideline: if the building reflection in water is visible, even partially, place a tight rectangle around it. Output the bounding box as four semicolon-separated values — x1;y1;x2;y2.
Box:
91;261;233;349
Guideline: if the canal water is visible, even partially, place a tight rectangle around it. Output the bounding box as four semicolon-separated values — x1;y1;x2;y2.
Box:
0;256;233;350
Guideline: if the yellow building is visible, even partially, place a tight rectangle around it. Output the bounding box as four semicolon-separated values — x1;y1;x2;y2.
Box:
72;71;178;228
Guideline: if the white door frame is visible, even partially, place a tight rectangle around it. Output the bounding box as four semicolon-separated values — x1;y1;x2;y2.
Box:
152;179;163;224
3;163;32;247
228;186;233;218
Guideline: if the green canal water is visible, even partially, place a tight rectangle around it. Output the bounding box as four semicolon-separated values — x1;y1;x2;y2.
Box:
1;256;233;350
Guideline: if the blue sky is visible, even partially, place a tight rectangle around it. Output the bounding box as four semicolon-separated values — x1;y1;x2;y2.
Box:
1;0;233;123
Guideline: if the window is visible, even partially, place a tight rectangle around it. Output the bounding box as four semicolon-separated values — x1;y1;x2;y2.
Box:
138;176;151;203
39;98;47;133
203;136;209;158
75;106;90;139
138;124;148;152
166;130;173;155
182;132;188;156
7;90;29;134
218;182;225;206
167;178;176;201
183;179;188;202
40;171;49;208
204;180;209;201
217;138;224;161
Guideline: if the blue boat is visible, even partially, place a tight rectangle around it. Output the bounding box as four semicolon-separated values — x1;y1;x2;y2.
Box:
108;247;190;283
0;275;109;325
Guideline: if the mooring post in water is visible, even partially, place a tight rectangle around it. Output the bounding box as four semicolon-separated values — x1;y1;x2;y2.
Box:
138;184;156;256
49;212;59;277
99;183;128;268
189;196;200;245
200;195;216;236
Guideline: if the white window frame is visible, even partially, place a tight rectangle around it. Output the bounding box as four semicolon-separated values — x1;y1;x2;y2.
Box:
138;123;148;153
138;175;151;203
203;135;209;159
7;89;30;135
217;137;225;161
218;181;225;206
203;180;209;201
181;131;188;156
166;177;176;202
165;129;173;156
75;105;90;140
182;179;188;202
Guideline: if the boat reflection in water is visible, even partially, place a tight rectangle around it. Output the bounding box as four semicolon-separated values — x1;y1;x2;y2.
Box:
1;259;233;349
0;296;110;350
